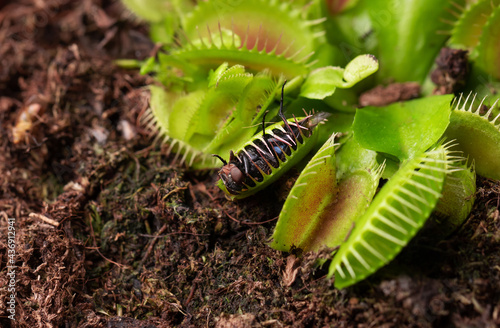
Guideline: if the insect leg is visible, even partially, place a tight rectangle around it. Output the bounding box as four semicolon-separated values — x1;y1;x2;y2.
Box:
242;154;252;177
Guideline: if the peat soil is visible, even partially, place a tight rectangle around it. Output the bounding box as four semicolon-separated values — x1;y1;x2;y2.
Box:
1;1;500;327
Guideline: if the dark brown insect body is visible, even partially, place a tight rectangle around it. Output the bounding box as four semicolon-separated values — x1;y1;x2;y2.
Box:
214;82;329;198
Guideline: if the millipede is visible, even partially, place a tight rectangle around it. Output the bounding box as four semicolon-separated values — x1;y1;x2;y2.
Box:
214;81;329;200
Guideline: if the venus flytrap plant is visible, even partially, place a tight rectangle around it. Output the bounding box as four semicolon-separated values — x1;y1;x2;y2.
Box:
272;95;475;289
475;5;500;82
449;0;500;55
329;142;460;288
365;0;465;84
323;92;499;288
124;0;379;169
143;52;376;170
120;0;500;290
137;0;327;83
321;96;466;288
299;54;379;100
173;0;324;77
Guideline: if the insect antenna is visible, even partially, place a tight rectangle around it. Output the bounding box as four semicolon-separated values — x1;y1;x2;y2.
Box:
262;110;269;138
212;154;227;165
278;81;297;142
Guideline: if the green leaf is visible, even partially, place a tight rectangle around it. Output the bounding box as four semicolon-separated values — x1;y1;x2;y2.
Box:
300;66;344;99
300;54;378;99
475;5;500;80
139;57;157;75
208;63;230;88
343;54;379;86
353;95;453;160
365;0;465;83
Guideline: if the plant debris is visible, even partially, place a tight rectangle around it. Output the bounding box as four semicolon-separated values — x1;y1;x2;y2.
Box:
431;47;470;95
359;82;421;107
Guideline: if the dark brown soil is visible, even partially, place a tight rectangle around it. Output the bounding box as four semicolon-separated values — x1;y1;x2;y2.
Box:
359;82;421;107
1;1;499;327
431;48;469;95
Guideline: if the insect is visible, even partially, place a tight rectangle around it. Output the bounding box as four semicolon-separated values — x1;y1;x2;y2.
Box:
214;81;329;200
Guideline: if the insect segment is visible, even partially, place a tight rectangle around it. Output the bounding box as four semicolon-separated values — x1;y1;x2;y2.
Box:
214;82;329;200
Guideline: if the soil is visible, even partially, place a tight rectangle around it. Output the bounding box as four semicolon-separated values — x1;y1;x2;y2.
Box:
1;1;500;327
359;82;421;107
431;48;469;95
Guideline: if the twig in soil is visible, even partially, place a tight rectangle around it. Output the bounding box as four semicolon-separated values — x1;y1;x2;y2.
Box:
140;223;168;267
88;214;126;269
224;210;278;225
185;272;202;307
29;212;60;227
162;184;189;201
85;246;126;269
126;150;141;182
296;275;326;293
138;231;210;238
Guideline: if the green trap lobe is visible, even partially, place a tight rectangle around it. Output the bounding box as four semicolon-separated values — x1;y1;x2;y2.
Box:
271;134;337;251
444;106;500;180
329;144;450;289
